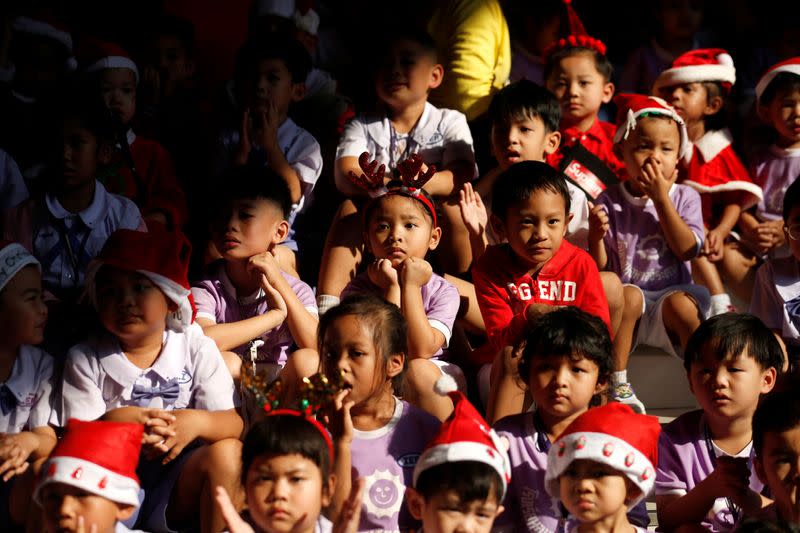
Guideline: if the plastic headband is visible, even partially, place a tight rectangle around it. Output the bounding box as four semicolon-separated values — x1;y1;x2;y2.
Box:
542;0;607;60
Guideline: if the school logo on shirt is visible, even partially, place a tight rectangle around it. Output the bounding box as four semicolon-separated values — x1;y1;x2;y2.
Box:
363;469;405;519
176;368;192;384
18;393;36;408
425;131;443;146
396;453;419;468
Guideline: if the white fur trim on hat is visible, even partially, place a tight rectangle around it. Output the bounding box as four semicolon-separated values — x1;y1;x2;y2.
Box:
434;374;458;395
653;54;736;93
86;56;139;82
613;103;692;160
12;16;72;51
0;243;40;294
413;440;511;497
294;8;320;35
254;0;295;18
36;456;140;507
756;63;800;103
545;431;655;507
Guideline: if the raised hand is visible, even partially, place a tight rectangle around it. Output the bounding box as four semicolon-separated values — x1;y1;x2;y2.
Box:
459;183;488;237
588;201;609;243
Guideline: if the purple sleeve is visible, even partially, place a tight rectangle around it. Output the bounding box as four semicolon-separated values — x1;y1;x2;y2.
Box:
655;425;691;495
340;273;378;300
191;281;222;322
283;272;318;313
425;276;460;337
597;191;621;275
749;262;784;331
674;186;704;258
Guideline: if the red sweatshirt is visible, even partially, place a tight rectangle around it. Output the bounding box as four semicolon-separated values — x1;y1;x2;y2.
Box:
547;119;624;176
472;241;611;353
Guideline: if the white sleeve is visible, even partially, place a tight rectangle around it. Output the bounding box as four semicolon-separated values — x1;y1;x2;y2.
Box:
27;352;54;429
58;346;109;426
335;118;370;159
440;110;477;178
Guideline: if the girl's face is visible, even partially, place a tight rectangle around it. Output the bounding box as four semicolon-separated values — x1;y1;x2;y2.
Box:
95;267;172;346
764;88;800;149
100;68;137;126
59;118;108;190
0;265;47;347
366;195;441;267
559;459;635;525
527;354;603;421
246;453;332;533
323;314;403;406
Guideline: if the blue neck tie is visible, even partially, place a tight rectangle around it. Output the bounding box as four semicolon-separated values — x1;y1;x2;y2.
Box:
786;295;800;331
130;379;180;407
0;385;18;416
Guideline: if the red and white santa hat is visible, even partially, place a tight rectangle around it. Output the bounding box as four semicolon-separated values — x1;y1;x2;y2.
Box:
36;419;143;507
653;48;736;94
80;38;139;82
755;57;800;103
413;377;512;498
12;15;77;70
543;0;606;61
545;403;661;507
86;229;195;331
613;93;692;160
0;241;40;294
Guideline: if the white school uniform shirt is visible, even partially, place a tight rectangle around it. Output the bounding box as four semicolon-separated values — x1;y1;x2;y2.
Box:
336;101;478;180
0;148;28;210
0;345;54;433
750;256;800;344
56;323;237;426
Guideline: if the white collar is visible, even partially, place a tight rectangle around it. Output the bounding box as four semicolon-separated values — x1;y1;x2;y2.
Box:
688;128;732;163
45;181;109;228
352;397;403;439
98;330;184;386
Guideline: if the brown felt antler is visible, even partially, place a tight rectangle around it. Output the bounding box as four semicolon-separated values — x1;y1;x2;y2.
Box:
396;153;436;190
347;151;386;194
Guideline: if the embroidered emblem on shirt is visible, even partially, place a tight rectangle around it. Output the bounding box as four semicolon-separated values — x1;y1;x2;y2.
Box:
363;469;404;519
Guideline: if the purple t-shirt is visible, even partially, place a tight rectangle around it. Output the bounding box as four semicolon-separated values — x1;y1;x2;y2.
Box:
341;272;459;359
752;145;800;222
350;398;440;532
598;183;704;291
191;261;318;366
656;409;764;532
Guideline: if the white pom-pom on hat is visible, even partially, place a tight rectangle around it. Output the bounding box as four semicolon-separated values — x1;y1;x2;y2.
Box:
434;374;458;396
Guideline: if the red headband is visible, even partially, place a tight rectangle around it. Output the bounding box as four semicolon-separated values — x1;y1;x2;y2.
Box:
542;0;607;61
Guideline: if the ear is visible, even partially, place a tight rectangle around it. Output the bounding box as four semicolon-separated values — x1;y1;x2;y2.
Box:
429;63;444;90
563;211;574;236
385;352;405;379
544;130;561;156
490;213;506;241
601;81;615;104
271;220;290;246
756;102;771;123
405;487;426;520
116;504;137;521
97;142;115;165
754;455;768;485
594;377;607;396
428;226;442;251
761;367;778;394
291;82;307;103
704;94;724;116
321;474;336;507
624;481;642;507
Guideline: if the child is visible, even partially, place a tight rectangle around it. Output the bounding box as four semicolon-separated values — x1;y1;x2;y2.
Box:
472;161;610;421
192;166;319;387
341;162;461;420
323;294;441;532
753;387;800;525
36;419;143;533
656;313;783;531
589;93;708;413
408;386;511;533
544;402;662;533
1;93;144;303
507;0;565;85
750;177;800;360
81;38;188;230
724;58;800;303
0;242;56;528
542;2;624;176
0;148;28;210
219;34;321;264
319;28;476;309
654;48;763;316
58;228;243;532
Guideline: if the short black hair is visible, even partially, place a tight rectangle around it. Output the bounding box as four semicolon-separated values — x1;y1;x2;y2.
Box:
220;165;293;218
151;15;196;58
544;47;614;83
241;414;332;484
783;176;800;221
518;307;613;386
235;35;312;84
59;88;117;145
753;388;800;456
414;461;503;504
683;313;785;374
488;80;561;134
759;72;800;106
491;160;571;220
379;28;438;63
701;81;729;131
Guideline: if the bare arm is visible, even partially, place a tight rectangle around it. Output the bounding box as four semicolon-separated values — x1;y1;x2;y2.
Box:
401;284;446;359
197;313;286;352
335;156;370;197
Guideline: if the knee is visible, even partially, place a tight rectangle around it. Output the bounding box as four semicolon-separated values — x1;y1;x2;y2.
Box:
286;348;320;379
222;351;242;380
663;292;701;323
405;359;440;388
600;272;624;311
204;439;242;478
623;286;644;319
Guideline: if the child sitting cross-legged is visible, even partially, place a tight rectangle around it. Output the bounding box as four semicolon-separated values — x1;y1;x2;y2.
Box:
544;402;662;533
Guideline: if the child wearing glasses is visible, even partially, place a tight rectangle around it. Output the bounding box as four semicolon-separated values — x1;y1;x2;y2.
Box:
750;175;800;369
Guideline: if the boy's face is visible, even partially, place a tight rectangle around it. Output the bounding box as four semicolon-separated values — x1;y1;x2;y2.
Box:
688;347;777;422
763;88;800;149
0;265;47;346
545;52;614;128
246;453;332;533
249;58;305;120
366;195;441;267
657;0;704;42
527;354;603;421
618;116;680;195
59;118;111;190
756;425;800;523
658;82;720;127
559;459;637;524
375;39;443;112
492;189;571;271
95;267;172;345
406;486;504;533
490;115;561;170
784;206;800;263
153;34;194;84
40;482;135;533
212;197;288;261
101;68;137;126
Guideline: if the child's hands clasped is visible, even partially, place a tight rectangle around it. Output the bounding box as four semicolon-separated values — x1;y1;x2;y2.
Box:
398;257;433;288
702;229;726;261
0;432;37;481
149;410;202;465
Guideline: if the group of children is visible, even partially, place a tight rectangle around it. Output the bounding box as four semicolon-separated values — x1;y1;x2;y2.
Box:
1;0;800;532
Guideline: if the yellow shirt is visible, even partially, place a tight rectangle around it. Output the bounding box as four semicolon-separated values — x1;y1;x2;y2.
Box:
427;0;511;121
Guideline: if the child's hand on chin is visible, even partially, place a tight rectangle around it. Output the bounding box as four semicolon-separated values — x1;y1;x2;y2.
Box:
399;257;433;288
248;250;283;286
368;258;399;289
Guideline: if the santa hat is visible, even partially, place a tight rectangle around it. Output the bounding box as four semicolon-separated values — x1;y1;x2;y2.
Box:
80;38;139;82
254;0;295;19
653;48;736;94
755;57;800;103
413;376;511;498
294;8;320;36
86;229;195;331
545;403;661;507
0;241;40;294
36;419;143;507
613;93;692;160
12;16;77;70
543;0;606;61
